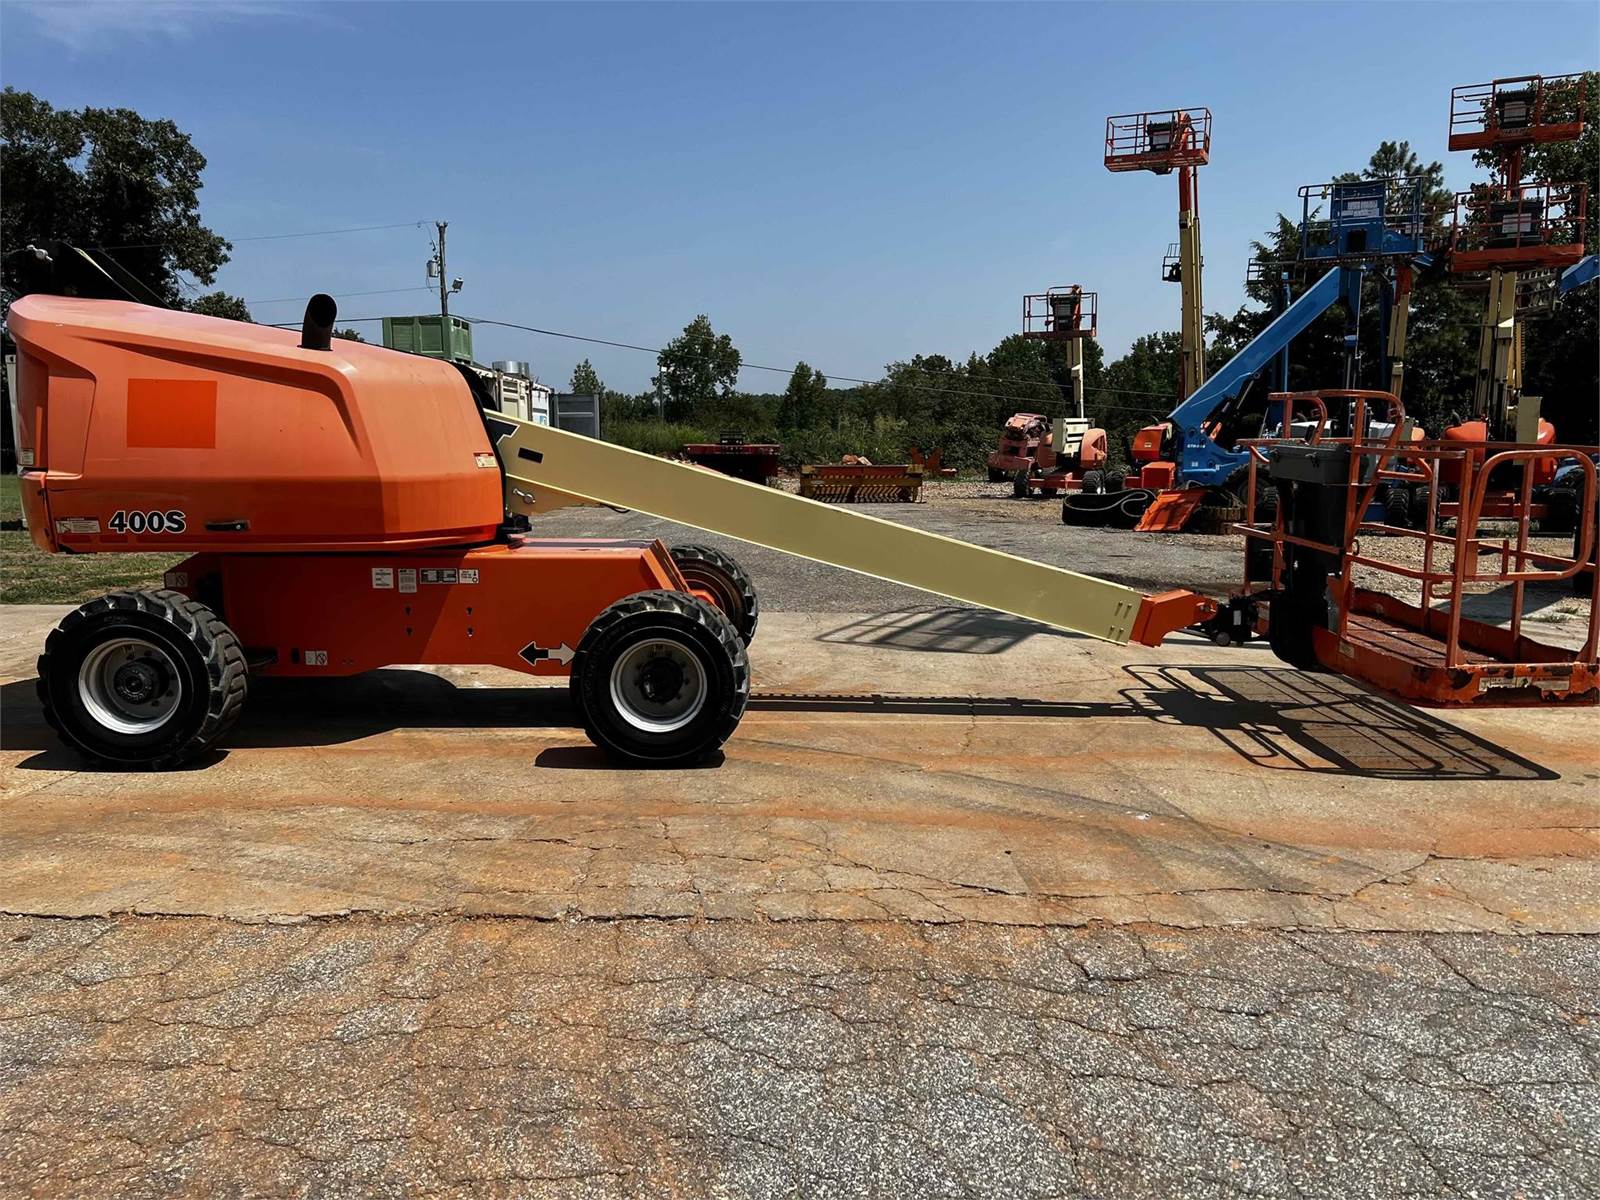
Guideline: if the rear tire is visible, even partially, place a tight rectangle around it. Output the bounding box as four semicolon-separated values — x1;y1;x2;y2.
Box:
987;468;1007;483
1012;468;1031;498
570;590;749;766
669;543;759;645
37;589;247;769
1385;486;1412;530
1080;470;1105;495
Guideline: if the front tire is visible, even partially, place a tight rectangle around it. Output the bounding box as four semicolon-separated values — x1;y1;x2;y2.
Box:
669;543;759;645
570;590;749;766
1012;468;1031;498
37;589;247;768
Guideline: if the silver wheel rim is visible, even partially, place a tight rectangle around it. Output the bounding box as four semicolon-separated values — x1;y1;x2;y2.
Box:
608;638;707;734
77;637;183;736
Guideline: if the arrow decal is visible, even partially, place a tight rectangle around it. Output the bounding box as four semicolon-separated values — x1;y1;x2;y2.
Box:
519;640;575;667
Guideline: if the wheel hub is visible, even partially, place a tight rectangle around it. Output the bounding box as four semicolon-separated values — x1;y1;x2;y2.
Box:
112;659;165;705
637;655;686;705
608;638;708;734
77;637;183;736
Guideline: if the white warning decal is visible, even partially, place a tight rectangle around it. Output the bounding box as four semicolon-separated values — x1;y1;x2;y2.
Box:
398;569;417;594
420;568;481;585
372;567;394;589
305;650;329;667
475;452;497;469
56;518;101;535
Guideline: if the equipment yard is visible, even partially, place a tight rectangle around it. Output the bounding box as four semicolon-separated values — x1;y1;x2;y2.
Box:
4;496;1597;1199
3;8;1599;1196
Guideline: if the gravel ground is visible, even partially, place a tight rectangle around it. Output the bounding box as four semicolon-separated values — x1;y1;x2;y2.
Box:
3;916;1596;1200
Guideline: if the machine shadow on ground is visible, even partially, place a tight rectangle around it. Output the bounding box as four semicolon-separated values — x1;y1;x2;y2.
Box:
0;662;1555;782
816;606;1083;654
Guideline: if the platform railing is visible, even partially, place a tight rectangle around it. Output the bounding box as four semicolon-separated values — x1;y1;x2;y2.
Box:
1448;74;1587;150
1236;390;1599;672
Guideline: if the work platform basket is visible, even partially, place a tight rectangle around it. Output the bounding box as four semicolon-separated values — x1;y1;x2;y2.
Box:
1104;108;1211;174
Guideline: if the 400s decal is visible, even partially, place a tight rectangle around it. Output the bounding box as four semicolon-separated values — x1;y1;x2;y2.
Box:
108;509;188;534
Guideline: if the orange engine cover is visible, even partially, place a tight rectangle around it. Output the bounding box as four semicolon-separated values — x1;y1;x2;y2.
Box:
1440;417;1558;486
8;295;504;554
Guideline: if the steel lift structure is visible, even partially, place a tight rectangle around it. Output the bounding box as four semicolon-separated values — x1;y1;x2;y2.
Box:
1010;286;1109;497
1105;108;1211;402
1446;72;1589;449
1066;177;1431;531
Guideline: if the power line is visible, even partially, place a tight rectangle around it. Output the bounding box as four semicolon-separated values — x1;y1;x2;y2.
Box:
258;311;1181;417
464;316;1180;415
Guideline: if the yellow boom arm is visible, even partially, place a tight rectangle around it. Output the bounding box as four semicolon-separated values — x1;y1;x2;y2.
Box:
492;419;1211;647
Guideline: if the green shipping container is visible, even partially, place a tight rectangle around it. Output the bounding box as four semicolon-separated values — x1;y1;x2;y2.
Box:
381;314;474;362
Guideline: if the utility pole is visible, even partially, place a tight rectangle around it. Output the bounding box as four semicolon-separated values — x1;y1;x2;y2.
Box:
435;222;449;322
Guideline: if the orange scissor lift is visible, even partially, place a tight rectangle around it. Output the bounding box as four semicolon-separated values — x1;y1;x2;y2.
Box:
1227;389;1597;705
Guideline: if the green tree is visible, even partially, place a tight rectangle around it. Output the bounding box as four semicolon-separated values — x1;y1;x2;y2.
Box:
333;327;366;342
569;358;602;395
186;292;252;322
653;314;740;422
1097;331;1183;462
1;88;231;310
777;361;829;429
1504;72;1599;441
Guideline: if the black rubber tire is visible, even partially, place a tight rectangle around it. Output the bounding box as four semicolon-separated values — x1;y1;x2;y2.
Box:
1012;468;1031;498
570;590;749;766
987;468;1007;484
669;543;759;645
1385;486;1412;530
1254;484;1278;524
1039;487;1058;499
1541;486;1579;535
1267;595;1321;670
1080;470;1105;495
36;589;247;769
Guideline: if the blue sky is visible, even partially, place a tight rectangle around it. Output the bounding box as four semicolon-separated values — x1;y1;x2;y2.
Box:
3;1;1596;393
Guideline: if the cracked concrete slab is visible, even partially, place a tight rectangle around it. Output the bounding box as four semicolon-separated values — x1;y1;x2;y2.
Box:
1;915;1595;1200
3;606;1596;932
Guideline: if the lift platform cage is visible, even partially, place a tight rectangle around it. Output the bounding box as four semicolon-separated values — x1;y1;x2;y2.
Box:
1233;389;1598;706
1022;287;1097;340
1161;243;1185;283
1450;181;1589;272
1299;178;1429;262
1448;73;1588;152
1104;108;1211;175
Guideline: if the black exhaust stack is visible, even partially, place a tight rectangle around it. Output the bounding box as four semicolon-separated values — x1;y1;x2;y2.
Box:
300;293;337;351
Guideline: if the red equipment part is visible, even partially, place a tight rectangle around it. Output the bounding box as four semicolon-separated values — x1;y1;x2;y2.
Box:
986;413;1048;479
681;439;781;485
1235;390;1598;706
9;296;504;554
1104;109;1211;173
1022;288;1098;340
1447;74;1587;153
1450;181;1588;273
171;540;686;678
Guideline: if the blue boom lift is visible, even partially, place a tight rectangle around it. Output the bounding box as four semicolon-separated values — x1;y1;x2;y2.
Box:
1066;177;1431;530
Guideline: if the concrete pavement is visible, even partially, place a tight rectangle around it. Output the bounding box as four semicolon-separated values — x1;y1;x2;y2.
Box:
3;576;1597;1198
3;604;1595;932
